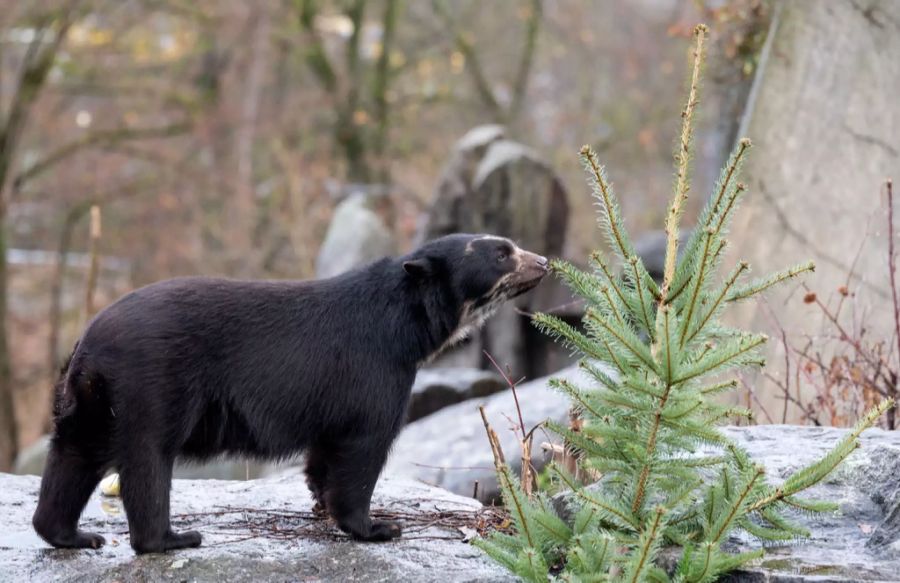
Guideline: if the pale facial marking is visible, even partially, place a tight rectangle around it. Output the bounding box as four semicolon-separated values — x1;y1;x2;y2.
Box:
426;236;535;363
465;235;517;255
430;269;519;358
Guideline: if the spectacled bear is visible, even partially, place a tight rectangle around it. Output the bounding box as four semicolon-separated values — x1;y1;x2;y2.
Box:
32;233;549;554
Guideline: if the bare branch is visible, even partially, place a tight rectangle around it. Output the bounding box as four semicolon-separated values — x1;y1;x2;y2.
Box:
431;0;503;119
12;122;191;193
508;0;542;121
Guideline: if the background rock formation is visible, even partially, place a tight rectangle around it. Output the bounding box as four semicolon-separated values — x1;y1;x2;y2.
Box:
420;125;572;378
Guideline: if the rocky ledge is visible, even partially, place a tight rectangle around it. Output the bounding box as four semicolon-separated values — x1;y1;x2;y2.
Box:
389;361;900;581
0;471;512;583
715;425;900;582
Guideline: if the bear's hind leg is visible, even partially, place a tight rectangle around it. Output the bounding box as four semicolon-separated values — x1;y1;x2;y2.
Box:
325;437;401;542
304;444;329;514
32;443;106;549
120;452;201;554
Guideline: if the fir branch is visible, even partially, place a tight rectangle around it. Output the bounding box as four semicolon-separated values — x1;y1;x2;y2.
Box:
747;399;893;513
710;182;747;238
782;496;838;513
668;138;751;302
496;464;536;547
532;507;573;545
705;139;752;231
683;261;750;346
758;506;809;537
552;465;641;532
601;286;627;327
691;542;716;583
709;466;764;544
626;507;667;583
581;146;635;263
699;379;738;395
623;373;666;400
659;306;681;382
591;251;633;314
553;259;608;310
674;334;767;384
632;373;675;513
578;360;619;391
628;256;657;339
586;309;658;375
662;24;708;299
598;335;631;376
517;547;549;582
739;518;801;542
702;405;753;424
546;420;612;460
533;313;611;364
677;229;716;347
726;261;816;303
550;378;604;419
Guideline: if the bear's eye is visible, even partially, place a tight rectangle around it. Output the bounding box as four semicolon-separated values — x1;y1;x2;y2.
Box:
496;246;511;262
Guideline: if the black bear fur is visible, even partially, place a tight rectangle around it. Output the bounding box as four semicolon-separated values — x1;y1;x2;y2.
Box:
32;233;548;553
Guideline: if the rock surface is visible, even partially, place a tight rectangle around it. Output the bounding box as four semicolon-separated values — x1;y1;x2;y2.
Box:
408;368;506;422
388;365;582;502
727;0;900;419
394;361;900;581
0;471;512;583
716;425;900;581
554;425;900;581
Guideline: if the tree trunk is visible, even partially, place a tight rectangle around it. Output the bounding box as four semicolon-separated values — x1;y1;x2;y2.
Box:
232;8;271;256
0;14;72;470
371;0;399;183
0;217;15;471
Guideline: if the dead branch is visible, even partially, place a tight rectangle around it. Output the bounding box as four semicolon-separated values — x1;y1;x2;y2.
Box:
83;205;102;321
167;503;513;545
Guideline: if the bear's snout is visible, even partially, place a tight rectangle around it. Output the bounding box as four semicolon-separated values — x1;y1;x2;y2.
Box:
519;249;550;278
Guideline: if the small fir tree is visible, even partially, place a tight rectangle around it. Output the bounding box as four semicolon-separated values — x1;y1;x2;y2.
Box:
474;24;893;583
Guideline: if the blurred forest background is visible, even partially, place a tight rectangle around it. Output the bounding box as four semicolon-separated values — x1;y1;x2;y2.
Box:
0;0;897;472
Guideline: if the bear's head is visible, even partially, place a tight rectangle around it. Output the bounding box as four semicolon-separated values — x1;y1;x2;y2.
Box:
402;234;549;351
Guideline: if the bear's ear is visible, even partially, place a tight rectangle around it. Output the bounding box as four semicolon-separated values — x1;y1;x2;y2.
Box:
403;258;432;279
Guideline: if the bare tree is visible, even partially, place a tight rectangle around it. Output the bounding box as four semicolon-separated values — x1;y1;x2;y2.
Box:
432;0;542;128
296;0;401;183
0;8;74;470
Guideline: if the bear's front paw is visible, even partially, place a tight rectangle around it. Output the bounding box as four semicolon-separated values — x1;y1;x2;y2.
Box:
355;520;402;542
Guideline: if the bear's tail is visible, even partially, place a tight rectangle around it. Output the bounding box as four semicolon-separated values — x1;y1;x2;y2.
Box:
51;342;78;421
52;341;111;434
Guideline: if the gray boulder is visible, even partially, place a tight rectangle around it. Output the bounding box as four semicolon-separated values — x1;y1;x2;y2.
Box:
0;471;512;582
421;126;571;379
388;365;583;502
12;435;51;476
408;368;506;422
726;0;900;419
715;425;900;578
315;192;395;279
